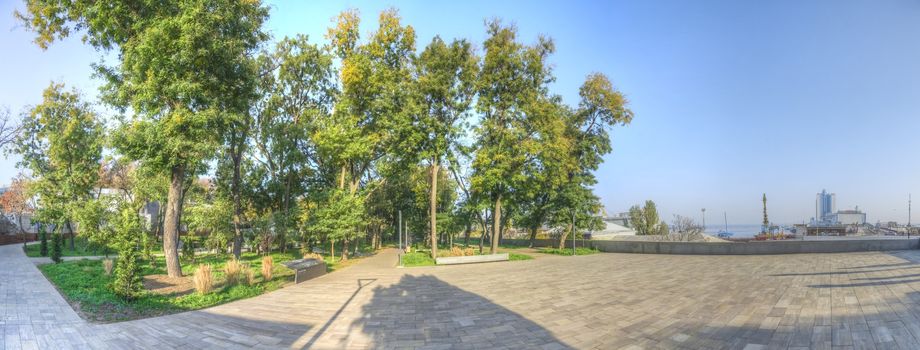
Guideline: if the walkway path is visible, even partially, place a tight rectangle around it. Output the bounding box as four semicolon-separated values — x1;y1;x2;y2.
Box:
9;243;920;348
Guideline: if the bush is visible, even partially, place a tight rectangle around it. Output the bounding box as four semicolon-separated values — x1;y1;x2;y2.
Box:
261;256;274;281
102;259;114;276
39;230;48;256
303;252;324;261
193;264;213;294
243;265;255;286
223;259;243;286
50;232;62;263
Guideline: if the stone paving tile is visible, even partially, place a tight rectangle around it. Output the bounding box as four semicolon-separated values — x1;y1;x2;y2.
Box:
10;244;920;348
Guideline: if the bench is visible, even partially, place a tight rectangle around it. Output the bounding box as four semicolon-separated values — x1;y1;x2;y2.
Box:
281;258;326;283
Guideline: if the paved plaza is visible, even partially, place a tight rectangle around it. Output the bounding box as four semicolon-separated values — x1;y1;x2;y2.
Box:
6;244;920;349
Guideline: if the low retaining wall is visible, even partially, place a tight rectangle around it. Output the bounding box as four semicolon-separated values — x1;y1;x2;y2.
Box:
590;239;920;255
436;253;509;265
500;238;590;248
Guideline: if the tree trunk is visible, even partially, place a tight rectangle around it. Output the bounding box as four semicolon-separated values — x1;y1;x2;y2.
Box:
529;225;538;248
163;165;185;277
491;194;502;254
330;240;335;263
342;239;349;260
463;220;471;247
558;212;575;250
231;141;244;260
429;161;439;259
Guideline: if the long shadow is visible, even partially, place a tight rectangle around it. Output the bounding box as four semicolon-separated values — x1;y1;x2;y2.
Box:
838;262;915;270
303;278;376;348
853;273;920;281
93;311;318;348
771;265;920;277
349;274;573;349
810;278;920;288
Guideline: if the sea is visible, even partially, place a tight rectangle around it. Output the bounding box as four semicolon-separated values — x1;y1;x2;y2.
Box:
703;224;790;238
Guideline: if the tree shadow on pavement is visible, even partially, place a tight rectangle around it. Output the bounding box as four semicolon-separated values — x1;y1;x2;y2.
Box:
349;274;573;349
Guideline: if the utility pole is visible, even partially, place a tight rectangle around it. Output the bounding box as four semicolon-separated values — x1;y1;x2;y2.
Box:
909;194;912;239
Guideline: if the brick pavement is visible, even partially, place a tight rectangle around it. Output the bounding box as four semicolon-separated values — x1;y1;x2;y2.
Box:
6;243;920;349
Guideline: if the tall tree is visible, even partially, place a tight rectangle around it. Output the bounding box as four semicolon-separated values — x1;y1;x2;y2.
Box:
410;36;478;258
0;174;34;238
321;9;415;259
19;0;270;277
0;107;22;151
472;20;554;254
15;83;103;259
556;73;634;248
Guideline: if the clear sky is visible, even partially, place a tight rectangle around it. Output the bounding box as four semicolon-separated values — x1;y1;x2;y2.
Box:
2;0;920;225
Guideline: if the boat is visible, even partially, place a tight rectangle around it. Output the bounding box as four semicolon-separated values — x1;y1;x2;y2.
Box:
717;212;734;239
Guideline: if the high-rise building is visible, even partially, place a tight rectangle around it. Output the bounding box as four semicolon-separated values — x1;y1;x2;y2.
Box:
816;189;836;223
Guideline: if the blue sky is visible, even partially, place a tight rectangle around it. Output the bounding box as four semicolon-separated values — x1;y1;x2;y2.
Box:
2;0;920;224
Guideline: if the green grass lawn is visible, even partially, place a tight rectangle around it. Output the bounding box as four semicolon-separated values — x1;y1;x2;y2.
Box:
24;237;109;257
538;247;599;256
400;250;533;267
40;251;299;322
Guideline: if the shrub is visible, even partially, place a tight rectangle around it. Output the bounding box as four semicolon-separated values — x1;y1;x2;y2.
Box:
261;256;273;281
102;259;114;276
303;252;324;261
449;246;463;256
243;265;255;286
463;247;476;256
223;259;243;286
50;232;62;263
193;264;213;294
39;230;48;256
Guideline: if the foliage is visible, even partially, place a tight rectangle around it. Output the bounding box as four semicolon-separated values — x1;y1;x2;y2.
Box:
261;256;274;281
193;264;214;295
15;83;103;253
629;200;668;235
302;189;365;258
39;251;298;322
50;232;62;263
539;247;599;256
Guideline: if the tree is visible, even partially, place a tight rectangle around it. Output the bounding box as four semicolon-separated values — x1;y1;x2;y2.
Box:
556;73;633;248
629;200;666;235
250;35;337;255
304;189;365;260
472;20;554;254
0;107;22;151
320;9;416;258
15;83;103;261
410;36;478;258
0;174;34;241
19;0;270;277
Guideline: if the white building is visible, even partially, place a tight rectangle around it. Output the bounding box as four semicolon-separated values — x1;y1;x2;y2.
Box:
830;209;866;225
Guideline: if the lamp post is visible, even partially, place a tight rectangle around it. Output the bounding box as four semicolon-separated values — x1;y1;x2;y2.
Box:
572;211;577;256
701;208;706;233
398;210;403;266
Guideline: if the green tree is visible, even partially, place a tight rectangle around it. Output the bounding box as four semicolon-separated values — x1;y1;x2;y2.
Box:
410;36;478;258
472;20;554;254
304;189;365;260
556;73;633;248
629;200;665;235
18;0;270;277
320;9;415;258
15;83;103;261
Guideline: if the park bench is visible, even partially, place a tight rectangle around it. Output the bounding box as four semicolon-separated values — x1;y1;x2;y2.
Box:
281;258;326;283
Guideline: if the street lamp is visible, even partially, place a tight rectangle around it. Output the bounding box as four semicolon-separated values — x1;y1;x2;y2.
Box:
701;208;706;233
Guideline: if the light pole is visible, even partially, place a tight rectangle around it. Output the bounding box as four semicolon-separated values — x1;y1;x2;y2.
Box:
398;210;403;266
701;208;706;233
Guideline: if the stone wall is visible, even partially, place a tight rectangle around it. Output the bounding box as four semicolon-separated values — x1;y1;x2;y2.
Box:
495;237;918;254
590;239;919;255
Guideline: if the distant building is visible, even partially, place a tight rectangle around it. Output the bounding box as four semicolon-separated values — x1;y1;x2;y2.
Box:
816;189;836;223
829;209;866;225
